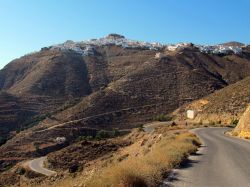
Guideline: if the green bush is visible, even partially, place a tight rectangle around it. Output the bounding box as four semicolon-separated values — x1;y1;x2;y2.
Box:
33;142;40;151
154;114;172;122
77;129;120;142
230;119;239;127
76;135;93;142
16;167;26;175
95;129;120;140
138;124;144;132
95;130;112;140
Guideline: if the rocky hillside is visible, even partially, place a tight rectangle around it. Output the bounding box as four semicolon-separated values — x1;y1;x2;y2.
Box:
233;105;250;138
174;75;250;125
0;34;250;171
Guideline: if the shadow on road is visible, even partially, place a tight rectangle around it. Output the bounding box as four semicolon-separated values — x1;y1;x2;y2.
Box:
161;146;204;187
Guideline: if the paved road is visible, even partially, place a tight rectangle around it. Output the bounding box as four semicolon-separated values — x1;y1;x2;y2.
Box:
165;127;250;187
28;156;56;176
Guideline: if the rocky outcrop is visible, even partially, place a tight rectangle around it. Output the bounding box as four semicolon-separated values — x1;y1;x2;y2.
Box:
234;105;250;138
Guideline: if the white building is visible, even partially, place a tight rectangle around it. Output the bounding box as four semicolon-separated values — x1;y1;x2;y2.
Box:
55;137;66;144
186;110;196;119
166;43;191;51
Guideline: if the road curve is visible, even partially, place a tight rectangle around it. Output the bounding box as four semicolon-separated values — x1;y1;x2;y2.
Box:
166;127;250;187
28;156;56;176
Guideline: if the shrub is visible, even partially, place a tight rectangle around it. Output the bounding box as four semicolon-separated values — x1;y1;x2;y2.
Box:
95;129;120;140
138;124;144;132
95;130;111;140
33;142;40;151
110;128;120;137
154;114;172;122
230;119;239;127
69;163;79;173
76;135;94;142
209;121;216;126
16;167;26;175
171;121;177;126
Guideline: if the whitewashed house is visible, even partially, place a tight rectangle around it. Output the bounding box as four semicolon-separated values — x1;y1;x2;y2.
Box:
186;110;197;119
55;137;66;144
166;45;178;51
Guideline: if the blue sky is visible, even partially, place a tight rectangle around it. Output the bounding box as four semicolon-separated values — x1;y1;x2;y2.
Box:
0;0;250;68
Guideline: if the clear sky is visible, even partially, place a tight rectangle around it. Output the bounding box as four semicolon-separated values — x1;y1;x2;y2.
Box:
1;0;250;69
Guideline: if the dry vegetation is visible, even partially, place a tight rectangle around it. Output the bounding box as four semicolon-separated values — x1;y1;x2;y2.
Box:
24;125;201;187
82;133;200;187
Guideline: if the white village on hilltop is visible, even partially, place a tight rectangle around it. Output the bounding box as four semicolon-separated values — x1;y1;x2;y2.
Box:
49;34;244;57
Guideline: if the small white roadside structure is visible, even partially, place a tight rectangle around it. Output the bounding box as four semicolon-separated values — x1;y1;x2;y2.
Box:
186;110;196;119
55;137;66;144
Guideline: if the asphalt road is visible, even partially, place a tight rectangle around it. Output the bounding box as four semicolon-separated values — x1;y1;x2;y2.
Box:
165;127;250;187
28;156;56;176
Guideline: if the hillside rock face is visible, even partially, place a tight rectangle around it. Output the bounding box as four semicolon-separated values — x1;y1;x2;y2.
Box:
234;105;250;138
0;35;250;170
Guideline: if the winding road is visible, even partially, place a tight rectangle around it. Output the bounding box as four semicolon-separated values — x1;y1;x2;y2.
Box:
28;127;250;187
27;121;166;176
165;127;250;187
28;157;56;176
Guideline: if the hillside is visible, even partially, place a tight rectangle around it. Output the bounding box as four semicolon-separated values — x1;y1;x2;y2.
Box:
174;75;250;124
0;34;250;172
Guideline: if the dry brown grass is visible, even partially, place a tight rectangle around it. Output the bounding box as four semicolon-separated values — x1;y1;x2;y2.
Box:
77;132;200;187
20;128;200;187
